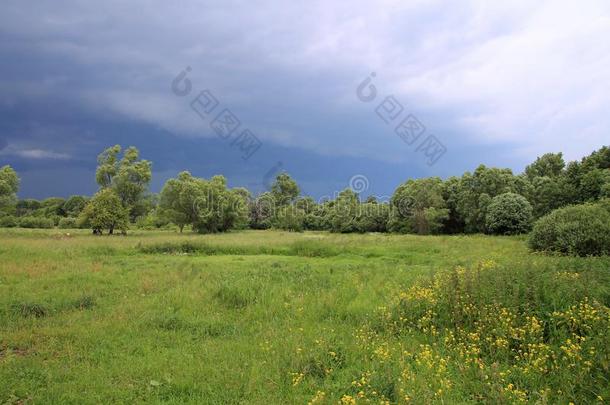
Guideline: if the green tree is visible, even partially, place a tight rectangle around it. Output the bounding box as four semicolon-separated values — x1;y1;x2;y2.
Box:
158;172;197;232
95;145;152;221
485;192;533;235
389;177;448;234
524;153;565;179
249;192;276;230
270;173;300;206
0;165;19;213
525;176;568;218
79;188;129;235
356;202;390;232
328;189;359;233
62;196;88;218
441;176;465;233
158;172;248;233
456;165;520;233
562;146;610;203
272;205;305;232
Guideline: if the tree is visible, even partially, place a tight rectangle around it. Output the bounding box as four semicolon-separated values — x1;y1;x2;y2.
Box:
485;192;533;235
158;172;196;232
524;153;565;179
95;145;152;221
525;176;569;218
79;188;129;235
272;205;305;232
328;189;359;233
270;173;300;206
561;146;610;204
62;196;88;218
441;176;465;233
158;172;248;233
356;203;390;232
249;192;276;230
456;165;520;233
389;177;448;234
0;165;19;212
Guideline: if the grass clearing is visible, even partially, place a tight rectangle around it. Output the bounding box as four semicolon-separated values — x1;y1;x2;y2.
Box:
0;229;608;403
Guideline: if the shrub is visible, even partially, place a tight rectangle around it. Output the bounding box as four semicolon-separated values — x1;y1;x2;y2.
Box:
485;192;533;235
0;215;18;228
528;202;610;256
58;217;78;229
18;216;54;229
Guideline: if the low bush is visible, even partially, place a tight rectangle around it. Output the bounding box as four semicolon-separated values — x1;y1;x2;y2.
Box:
58;217;78;229
18;216;55;229
485;192;533;235
0;215;18;228
528;202;610;256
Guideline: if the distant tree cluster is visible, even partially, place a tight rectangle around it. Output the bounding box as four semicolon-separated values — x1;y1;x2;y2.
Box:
0;145;609;247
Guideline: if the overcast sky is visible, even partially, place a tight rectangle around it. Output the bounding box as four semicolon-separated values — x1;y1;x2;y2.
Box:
1;0;609;199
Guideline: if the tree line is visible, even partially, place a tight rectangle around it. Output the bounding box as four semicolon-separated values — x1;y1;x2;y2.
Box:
0;145;609;237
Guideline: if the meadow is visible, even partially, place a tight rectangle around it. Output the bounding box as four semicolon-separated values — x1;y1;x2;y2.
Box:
0;229;609;404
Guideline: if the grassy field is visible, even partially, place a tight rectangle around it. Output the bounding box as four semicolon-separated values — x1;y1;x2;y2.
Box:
1;229;609;404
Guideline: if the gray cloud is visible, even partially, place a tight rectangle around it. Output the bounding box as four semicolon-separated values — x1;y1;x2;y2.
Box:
0;0;608;197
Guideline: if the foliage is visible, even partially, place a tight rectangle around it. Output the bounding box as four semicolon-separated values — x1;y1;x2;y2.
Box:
524;152;565;179
15;199;40;217
529;201;610;256
328;189;359;233
271;173;300;206
95;145;152;221
389;178;449;234
272;206;305;232
0;165;19;210
79;188;129;235
249;192;276;230
485;192;533;235
455;165;520;233
62;196;88;218
355;203;390;233
18;216;55;229
0;215;18;228
58;217;78;229
158;172;248;234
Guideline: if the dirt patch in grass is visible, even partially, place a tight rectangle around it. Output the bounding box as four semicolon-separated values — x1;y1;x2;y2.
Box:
0;346;30;359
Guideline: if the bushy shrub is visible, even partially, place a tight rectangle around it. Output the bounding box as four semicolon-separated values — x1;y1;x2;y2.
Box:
528;202;610;256
58;217;78;229
19;216;55;229
0;215;18;228
485;192;533;235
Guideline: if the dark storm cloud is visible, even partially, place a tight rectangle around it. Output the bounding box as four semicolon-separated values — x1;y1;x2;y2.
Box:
1;0;608;198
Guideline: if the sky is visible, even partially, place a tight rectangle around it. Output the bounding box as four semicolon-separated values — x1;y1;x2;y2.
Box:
1;0;609;199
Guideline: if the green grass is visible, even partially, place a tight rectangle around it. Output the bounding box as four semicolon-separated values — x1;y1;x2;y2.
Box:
0;229;608;404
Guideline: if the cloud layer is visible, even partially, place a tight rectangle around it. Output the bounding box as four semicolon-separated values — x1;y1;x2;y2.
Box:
0;0;608;197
